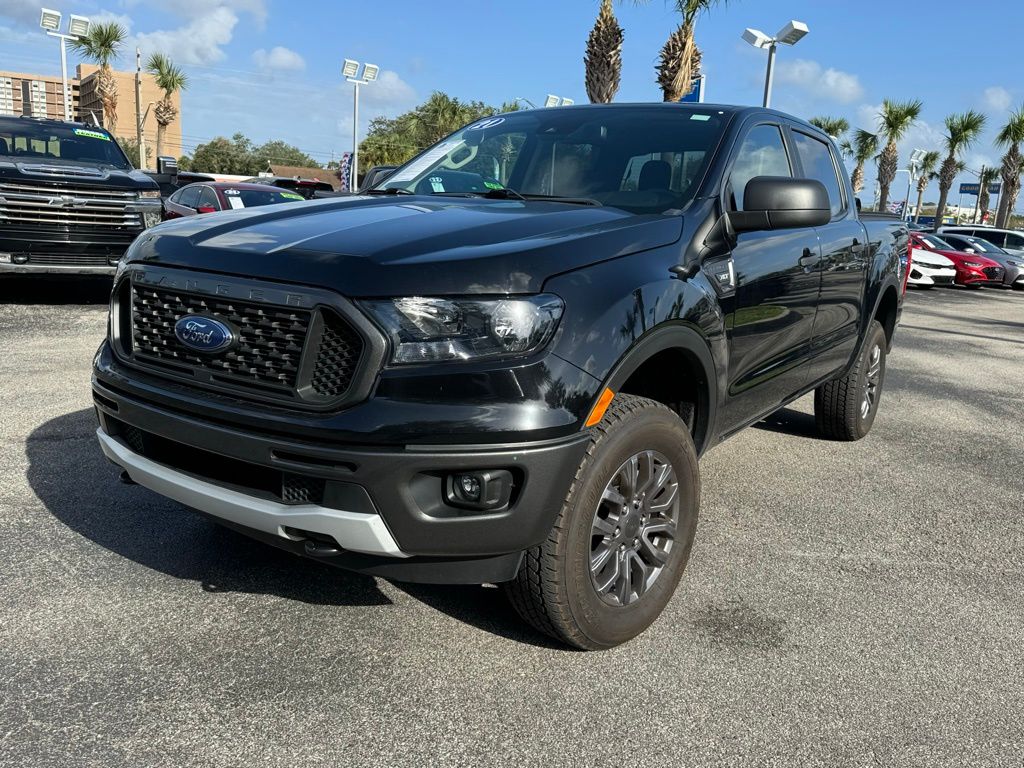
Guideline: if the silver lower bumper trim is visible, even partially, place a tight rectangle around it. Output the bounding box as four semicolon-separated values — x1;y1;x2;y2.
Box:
96;429;408;558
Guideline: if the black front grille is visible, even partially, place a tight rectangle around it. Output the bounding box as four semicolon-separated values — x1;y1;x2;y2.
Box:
28;253;112;266
123;280;366;407
984;267;1003;280
311;311;363;398
131;284;312;393
281;474;326;504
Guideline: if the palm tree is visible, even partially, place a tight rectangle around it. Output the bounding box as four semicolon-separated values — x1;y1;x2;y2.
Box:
656;0;724;102
146;53;188;162
875;99;922;212
69;22;126;132
584;0;624;103
976;166;999;221
809;116;850;141
934;111;986;226
913;150;939;223
994;105;1024;228
848;129;879;195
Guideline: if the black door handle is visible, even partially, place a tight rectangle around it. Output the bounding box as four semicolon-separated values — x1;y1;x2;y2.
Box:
799;248;820;267
851;240;867;254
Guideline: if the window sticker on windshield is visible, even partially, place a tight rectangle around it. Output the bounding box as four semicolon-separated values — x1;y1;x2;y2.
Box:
73;128;110;141
484;181;503;190
223;188;240;195
467;117;504;131
429;177;445;192
389;137;463;182
690;114;711;121
280;192;303;200
227;197;245;209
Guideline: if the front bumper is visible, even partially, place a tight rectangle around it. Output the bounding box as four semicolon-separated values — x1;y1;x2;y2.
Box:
907;264;956;286
93;376;590;583
0;261;116;275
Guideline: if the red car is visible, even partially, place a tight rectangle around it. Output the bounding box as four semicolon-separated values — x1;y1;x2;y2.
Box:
162;182;304;220
908;232;1004;287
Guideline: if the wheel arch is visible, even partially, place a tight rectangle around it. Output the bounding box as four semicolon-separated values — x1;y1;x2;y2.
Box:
598;323;718;456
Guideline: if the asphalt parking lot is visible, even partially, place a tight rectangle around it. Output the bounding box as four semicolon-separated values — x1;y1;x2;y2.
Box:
1;278;1021;767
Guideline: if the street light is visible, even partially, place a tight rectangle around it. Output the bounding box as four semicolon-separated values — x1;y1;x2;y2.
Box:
543;94;574;108
40;8;91;122
343;59;380;191
513;97;537;109
742;20;809;108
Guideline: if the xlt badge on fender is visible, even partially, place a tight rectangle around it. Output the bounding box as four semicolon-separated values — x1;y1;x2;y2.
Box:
174;315;235;353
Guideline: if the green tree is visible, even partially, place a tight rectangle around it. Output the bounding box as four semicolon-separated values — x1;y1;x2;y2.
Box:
977;166;999;221
116;137;150;169
994;104;1024;228
69;22;126;132
913;150;939;223
146;53;188;161
585;0;624;103
252;140;318;168
875;99;922;212
848;129;879;195
934;111;986;226
809;116;850;140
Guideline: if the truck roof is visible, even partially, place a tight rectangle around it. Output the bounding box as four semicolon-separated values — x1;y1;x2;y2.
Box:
0;114;111;133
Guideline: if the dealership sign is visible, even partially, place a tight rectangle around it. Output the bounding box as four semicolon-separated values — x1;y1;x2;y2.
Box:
959;182;1002;195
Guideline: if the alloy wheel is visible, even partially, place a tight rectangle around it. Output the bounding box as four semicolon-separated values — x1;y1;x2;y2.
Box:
861;343;882;420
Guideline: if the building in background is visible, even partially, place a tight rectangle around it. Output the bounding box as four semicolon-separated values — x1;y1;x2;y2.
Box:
0;65;182;163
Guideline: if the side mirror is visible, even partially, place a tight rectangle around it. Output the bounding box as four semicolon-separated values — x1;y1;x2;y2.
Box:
729;176;831;233
156;155;178;176
196;205;217;214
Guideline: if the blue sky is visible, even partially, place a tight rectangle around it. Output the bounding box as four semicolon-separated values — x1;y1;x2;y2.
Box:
1;0;1021;207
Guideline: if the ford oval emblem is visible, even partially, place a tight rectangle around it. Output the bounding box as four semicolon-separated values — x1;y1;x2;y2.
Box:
174;315;235;353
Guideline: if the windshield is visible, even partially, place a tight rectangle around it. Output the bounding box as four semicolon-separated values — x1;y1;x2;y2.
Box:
222;188;305;209
963;236;1006;254
919;235;953;250
379;107;728;214
0;118;131;170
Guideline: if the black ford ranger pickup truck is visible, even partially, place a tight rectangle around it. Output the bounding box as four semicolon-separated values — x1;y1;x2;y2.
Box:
1;116;162;276
92;104;906;649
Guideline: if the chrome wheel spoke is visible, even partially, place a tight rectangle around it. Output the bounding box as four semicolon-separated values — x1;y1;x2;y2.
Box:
601;486;626;510
614;550;634;605
592;515;619;537
647;483;679;514
590;542;616;576
639;533;670;566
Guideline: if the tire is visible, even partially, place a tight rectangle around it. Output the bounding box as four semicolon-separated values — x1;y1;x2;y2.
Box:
814;319;887;441
503;394;700;650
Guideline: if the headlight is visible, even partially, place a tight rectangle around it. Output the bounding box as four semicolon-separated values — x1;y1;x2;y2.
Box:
139;189;161;199
362;295;564;364
963;261;984;267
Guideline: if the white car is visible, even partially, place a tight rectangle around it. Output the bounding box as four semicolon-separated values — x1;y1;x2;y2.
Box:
908;248;957;288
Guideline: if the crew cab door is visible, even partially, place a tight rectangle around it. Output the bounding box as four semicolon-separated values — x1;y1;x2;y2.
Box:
719;122;823;433
789;128;869;384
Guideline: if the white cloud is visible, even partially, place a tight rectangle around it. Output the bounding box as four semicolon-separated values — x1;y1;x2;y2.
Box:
360;70;417;111
982;86;1012;113
0;0;40;26
131;6;239;66
252;46;305;72
775;59;864;104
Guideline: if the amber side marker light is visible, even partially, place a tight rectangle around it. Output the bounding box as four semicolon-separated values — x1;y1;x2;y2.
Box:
585;388;615;427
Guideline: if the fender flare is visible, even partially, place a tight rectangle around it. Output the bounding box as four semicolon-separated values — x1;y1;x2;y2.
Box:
597;323;718;454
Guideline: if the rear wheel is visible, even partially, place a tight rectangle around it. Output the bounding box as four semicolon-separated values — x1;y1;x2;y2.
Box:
503;394;699;650
814;320;887;441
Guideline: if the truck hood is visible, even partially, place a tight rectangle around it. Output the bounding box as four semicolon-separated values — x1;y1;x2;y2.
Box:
0;160;157;190
126;195;683;295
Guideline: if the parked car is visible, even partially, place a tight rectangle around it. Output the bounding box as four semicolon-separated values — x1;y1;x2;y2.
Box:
0;115;162;276
908;232;1004;287
243;175;334;199
94;103;906;649
935;231;1023;288
938;226;1024;256
906;244;956;288
162;182;305;220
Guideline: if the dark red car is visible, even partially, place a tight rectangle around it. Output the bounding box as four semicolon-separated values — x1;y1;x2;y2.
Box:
162;182;305;220
908;232;1004;287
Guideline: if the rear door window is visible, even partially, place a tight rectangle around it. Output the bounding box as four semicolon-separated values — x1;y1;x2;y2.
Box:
178;186;201;209
198;186;219;210
792;131;845;218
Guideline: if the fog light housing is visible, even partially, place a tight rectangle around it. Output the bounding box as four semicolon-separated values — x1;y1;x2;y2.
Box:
12;254;28;265
446;470;513;512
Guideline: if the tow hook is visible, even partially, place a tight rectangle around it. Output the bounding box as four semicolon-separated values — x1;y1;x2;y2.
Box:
303;539;342;557
119;469;137;485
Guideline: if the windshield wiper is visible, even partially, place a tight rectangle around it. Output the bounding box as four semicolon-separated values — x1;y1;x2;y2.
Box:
365;187;413;196
430;188;527;201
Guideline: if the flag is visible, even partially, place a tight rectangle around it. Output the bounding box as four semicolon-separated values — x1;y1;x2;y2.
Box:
887;200;906;215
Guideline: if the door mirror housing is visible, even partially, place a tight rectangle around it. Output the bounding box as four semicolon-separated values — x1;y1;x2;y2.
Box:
729;176;831;233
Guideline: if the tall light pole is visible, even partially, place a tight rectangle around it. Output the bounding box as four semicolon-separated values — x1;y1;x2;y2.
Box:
40;9;90;122
904;148;926;220
513;97;537;109
343;59;379;192
742;20;809;108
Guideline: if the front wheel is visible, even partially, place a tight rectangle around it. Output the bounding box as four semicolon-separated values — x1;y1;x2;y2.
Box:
814;319;887;441
503;394;700;650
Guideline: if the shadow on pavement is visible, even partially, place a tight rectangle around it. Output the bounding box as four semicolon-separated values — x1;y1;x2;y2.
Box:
27;408;391;607
0;276;113;305
27;408;560;646
752;407;827;441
